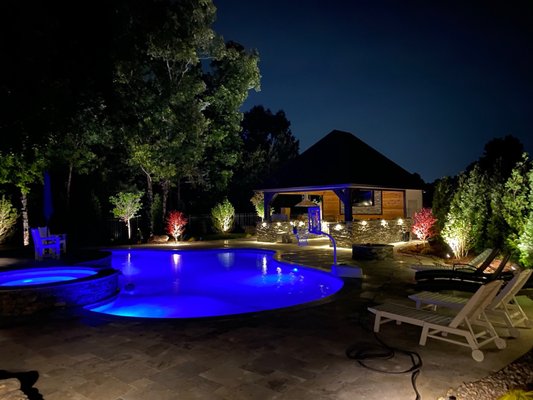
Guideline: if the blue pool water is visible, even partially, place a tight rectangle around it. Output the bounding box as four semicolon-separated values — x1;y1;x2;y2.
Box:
86;248;343;319
0;267;98;287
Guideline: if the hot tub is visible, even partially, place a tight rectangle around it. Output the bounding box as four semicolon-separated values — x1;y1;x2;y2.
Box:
0;266;120;317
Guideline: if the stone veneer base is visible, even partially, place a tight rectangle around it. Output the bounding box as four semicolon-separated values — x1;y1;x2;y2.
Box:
0;267;120;317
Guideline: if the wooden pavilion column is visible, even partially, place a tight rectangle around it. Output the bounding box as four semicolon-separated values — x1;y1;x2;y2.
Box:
263;192;277;221
334;188;352;222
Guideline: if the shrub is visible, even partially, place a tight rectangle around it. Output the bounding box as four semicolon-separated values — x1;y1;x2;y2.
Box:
411;208;437;241
211;198;235;233
441;167;488;258
502;154;533;265
250;191;265;220
497;389;533;400
517;212;533;267
441;215;473;259
0;196;18;243
166;210;188;242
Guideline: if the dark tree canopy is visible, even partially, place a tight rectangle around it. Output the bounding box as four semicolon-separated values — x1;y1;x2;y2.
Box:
241;106;299;174
467;134;524;180
0;0;261;243
228;105;299;210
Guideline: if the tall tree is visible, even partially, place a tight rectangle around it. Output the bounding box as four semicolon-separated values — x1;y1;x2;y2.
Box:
459;135;525;251
230;105;299;210
47;99;111;209
113;0;259;234
202;41;261;196
0;148;46;246
468;135;524;179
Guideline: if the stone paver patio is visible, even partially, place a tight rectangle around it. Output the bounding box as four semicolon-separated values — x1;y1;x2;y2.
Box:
1;239;532;400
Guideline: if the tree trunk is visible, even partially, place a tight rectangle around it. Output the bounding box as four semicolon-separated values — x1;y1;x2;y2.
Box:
127;219;131;240
161;179;169;222
176;179;183;210
21;191;29;246
66;162;73;208
145;172;154;237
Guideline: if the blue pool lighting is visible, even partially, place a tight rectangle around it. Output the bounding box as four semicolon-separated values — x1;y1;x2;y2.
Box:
86;248;343;319
0;268;98;287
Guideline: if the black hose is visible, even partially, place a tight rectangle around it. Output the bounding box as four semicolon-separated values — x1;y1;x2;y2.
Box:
346;311;423;400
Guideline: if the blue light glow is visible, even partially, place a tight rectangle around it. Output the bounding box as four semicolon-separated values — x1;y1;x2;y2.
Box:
0;268;97;287
86;248;343;319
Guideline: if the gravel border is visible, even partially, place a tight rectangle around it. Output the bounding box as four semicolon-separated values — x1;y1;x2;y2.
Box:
441;347;533;400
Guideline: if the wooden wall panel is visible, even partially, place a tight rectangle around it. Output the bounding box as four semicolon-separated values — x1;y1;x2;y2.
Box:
381;191;404;219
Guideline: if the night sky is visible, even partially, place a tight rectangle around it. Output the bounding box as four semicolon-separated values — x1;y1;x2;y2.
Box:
213;0;533;183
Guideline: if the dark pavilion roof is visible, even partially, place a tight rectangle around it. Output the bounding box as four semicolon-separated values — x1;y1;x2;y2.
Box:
259;130;424;191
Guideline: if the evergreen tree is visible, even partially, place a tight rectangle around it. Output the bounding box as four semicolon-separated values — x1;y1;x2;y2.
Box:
431;176;455;234
441;166;489;257
502;154;533;263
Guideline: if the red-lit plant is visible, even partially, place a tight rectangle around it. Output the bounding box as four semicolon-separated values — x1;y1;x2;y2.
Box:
166;210;188;243
411;208;437;241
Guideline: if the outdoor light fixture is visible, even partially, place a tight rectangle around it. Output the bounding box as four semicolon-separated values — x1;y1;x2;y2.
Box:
381;219;388;227
261;222;268;228
361;220;368;226
295;193;316;207
397;218;404;225
334;224;342;231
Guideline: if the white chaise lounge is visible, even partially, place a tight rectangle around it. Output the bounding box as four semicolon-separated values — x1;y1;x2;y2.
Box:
368;280;506;362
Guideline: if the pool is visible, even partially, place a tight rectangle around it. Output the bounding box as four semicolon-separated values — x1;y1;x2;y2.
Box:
0;267;98;286
86;248;344;319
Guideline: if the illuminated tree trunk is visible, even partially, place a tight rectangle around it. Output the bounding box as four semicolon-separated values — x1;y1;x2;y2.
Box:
20;192;29;246
126;218;131;240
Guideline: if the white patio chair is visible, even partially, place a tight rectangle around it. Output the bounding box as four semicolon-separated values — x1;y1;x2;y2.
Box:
31;227;61;261
368;280;505;362
38;226;67;254
409;269;532;338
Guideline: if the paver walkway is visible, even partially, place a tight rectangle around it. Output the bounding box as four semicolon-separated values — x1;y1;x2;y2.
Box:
1;239;532;400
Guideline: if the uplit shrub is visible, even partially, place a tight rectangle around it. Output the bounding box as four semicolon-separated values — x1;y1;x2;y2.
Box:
517;212;533;267
166;210;188;243
0;196;18;243
441;215;474;259
497;389;533;400
411;208;437;241
441;167;488;258
109;191;143;240
211;198;235;233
